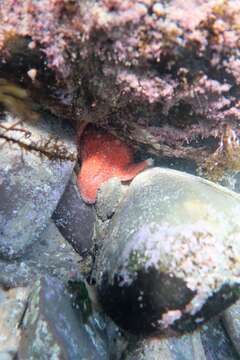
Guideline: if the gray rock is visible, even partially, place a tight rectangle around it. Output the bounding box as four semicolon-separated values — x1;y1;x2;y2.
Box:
168;332;206;360
69;281;126;360
93;168;240;336
222;300;240;356
0;352;13;360
201;319;239;360
94;179;128;251
96;178;127;222
124;320;239;360
18;276;109;360
0;221;83;288
0;286;30;358
124;337;173;360
0;113;77;259
124;331;206;360
0;111;77;162
52;173;95;255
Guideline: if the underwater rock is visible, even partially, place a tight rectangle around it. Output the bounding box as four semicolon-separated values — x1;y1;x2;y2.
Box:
93;168;240;336
200;319;239;360
124;331;206;360
95;178;127;222
1;1;240;168
52;173;95;255
222;299;240;357
0;113;76;259
0;286;30;359
124;337;173;360
19;276;109;360
0;221;83;288
0;111;77;162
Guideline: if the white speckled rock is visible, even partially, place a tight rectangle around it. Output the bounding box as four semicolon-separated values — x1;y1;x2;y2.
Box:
0;113;77;259
93;168;240;336
222;300;240;357
19;276;109;360
0;286;30;359
0;221;84;288
124;331;206;360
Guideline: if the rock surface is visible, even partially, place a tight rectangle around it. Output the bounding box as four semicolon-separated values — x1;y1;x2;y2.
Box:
222;299;240;357
0;113;76;259
94;168;240;335
1;0;240;168
201;319;239;360
19;276;109;360
0;286;30;359
96;178;127;222
53;173;95;255
0;221;82;288
123;318;240;360
124;331;206;360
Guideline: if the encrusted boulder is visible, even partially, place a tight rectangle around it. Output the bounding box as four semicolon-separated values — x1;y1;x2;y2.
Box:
1;1;240;171
93;168;240;336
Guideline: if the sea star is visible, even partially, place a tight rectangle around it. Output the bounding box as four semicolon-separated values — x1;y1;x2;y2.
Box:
77;124;152;204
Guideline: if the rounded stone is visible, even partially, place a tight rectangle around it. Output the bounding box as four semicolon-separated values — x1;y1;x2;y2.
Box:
93;168;240;336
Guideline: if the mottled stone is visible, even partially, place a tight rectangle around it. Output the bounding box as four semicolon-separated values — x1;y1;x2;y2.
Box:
0;353;13;360
52;173;95;255
1;1;240;168
201;319;239;360
93;168;240;336
96;178;127;222
69;280;126;360
18;276;109;360
94;179;128;249
0;221;82;288
124;337;173;360
0;112;77;162
0;113;76;259
169;332;206;360
222;300;240;357
0;286;30;359
124;331;206;360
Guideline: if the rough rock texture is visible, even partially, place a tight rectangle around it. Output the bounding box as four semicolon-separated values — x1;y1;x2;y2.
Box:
123;317;240;359
0;1;240;167
96;178;127;222
19;275;110;360
124;332;206;360
0;221;83;288
52;173;95;255
222;299;240;357
93;168;240;336
201;319;239;360
0;286;30;360
0;113;76;259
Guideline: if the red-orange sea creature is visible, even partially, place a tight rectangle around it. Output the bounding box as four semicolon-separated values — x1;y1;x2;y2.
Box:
77;124;152;204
